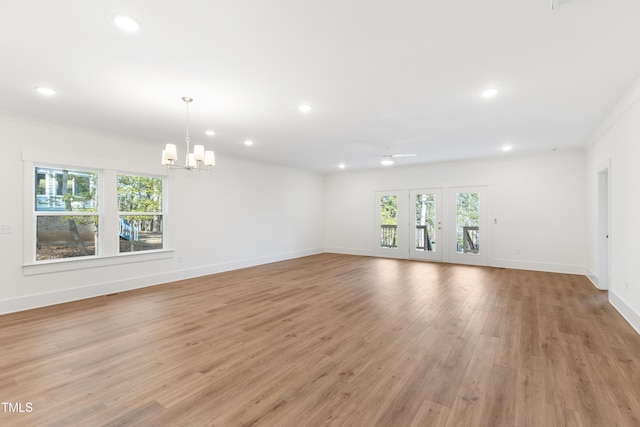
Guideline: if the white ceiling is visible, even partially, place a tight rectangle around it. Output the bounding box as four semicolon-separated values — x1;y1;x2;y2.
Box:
1;0;639;172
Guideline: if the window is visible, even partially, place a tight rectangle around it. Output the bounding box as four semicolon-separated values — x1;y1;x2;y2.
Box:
25;154;170;271
117;174;163;253
34;167;99;261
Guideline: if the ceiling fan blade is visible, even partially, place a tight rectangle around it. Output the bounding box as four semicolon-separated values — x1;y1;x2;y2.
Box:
391;153;418;158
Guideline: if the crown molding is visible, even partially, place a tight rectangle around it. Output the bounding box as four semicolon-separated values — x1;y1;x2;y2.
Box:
585;75;640;149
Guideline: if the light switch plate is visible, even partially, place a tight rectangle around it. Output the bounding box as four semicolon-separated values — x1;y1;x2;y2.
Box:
0;225;14;234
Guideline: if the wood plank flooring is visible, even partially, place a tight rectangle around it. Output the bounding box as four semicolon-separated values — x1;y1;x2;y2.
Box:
1;253;640;426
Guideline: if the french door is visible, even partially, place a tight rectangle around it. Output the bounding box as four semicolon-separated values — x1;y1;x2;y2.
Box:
374;186;488;265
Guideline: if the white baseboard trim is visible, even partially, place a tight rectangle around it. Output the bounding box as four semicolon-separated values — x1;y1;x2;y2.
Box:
324;251;588;274
325;252;587;276
324;247;374;257
1;249;596;316
584;267;605;289
0;247;324;315
490;258;585;275
162;248;325;283
0;273;168;315
609;290;640;335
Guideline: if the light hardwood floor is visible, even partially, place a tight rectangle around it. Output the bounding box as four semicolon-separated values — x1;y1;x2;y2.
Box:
1;253;640;426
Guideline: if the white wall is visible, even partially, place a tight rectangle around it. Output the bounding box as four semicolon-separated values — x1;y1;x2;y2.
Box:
586;77;640;333
2;107;622;318
0;112;324;314
324;150;587;274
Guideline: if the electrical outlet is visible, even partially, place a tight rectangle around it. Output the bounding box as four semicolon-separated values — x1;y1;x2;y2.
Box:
0;225;13;234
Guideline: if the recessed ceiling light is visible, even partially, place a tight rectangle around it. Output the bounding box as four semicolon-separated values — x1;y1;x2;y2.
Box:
502;145;512;152
380;156;394;166
113;15;140;32
244;140;254;146
35;87;55;96
298;104;312;113
482;88;499;98
338;163;346;169
205;130;216;136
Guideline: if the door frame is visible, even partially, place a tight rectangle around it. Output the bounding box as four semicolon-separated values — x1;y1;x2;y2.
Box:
373;186;490;266
597;160;611;290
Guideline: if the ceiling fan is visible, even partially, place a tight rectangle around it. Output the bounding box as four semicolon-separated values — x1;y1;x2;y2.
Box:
380;153;418;166
550;0;577;10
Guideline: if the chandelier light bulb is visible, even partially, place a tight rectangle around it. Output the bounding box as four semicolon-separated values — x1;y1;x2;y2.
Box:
161;150;170;165
204;151;215;166
164;144;177;161
193;145;205;161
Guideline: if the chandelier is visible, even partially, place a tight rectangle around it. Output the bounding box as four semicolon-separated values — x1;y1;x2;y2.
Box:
161;97;215;172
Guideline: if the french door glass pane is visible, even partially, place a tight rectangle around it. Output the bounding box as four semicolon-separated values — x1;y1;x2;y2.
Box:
456;192;480;254
415;193;436;252
380;195;398;249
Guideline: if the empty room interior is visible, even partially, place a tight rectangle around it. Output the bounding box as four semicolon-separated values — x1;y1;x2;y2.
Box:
2;1;640;426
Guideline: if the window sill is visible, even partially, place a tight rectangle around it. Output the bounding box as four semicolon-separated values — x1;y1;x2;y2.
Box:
23;249;174;276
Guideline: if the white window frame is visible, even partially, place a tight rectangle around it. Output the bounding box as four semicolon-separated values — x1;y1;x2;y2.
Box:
116;172;165;254
23;150;172;276
33;165;102;257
